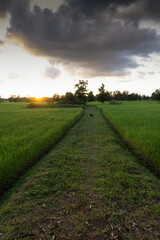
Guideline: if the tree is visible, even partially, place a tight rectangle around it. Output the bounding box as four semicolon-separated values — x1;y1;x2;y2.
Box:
74;80;88;103
152;89;160;100
87;91;95;102
113;90;122;100
8;95;17;102
52;93;60;102
121;91;129;100
65;92;75;101
97;83;112;102
113;90;129;100
97;83;106;102
142;95;150;100
127;93;141;100
98;83;105;94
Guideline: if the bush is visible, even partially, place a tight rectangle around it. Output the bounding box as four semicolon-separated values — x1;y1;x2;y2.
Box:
109;100;122;105
27;103;45;108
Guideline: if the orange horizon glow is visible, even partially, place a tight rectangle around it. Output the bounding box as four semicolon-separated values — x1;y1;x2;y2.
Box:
0;37;159;98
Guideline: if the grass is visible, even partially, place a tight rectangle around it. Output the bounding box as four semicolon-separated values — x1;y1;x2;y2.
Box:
0;103;83;195
97;101;160;175
0;107;160;239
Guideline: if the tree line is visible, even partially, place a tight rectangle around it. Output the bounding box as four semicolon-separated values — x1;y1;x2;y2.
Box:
1;80;160;103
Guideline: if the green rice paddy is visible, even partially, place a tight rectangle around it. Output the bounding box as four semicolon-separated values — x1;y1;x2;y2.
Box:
0;103;83;194
98;101;160;175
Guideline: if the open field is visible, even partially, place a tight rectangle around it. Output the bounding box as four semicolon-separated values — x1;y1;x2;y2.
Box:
0;103;83;195
0;107;160;239
97;101;160;175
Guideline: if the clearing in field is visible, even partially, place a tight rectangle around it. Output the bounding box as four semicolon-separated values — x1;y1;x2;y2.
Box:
0;106;160;239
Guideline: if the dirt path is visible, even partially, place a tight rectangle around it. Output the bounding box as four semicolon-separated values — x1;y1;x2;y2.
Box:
0;107;160;239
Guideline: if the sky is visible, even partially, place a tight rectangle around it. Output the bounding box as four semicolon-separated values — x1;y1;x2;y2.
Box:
0;0;160;98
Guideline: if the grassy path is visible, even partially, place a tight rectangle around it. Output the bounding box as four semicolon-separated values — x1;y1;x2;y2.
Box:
0;107;160;239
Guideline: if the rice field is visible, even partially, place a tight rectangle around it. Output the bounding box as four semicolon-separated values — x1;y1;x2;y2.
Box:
0;103;83;194
97;101;160;174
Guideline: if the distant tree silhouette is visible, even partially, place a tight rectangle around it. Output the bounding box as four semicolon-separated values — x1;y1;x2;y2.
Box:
121;91;129;100
65;92;75;101
88;91;96;102
52;93;60;102
113;91;123;100
8;95;20;102
97;83;112;102
141;95;150;100
127;93;141;100
152;89;160;100
74;80;88;103
97;83;106;103
113;90;129;100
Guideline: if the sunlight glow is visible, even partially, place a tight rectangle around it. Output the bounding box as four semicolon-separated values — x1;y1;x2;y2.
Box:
0;42;73;98
0;3;160;98
0;38;159;98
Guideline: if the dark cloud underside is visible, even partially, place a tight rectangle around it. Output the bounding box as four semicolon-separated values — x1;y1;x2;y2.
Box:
0;0;13;18
2;0;160;76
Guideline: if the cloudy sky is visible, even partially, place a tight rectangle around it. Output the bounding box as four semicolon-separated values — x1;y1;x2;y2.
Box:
0;0;160;98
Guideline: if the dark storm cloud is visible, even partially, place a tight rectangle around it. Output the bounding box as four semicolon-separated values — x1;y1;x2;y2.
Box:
5;0;160;76
118;0;160;24
65;0;137;18
0;0;13;18
143;0;160;20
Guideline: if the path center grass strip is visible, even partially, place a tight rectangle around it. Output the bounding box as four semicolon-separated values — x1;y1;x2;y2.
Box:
0;107;160;239
97;101;160;175
0;103;83;195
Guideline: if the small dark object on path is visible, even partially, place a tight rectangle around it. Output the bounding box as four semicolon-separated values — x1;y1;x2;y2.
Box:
90;113;94;117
